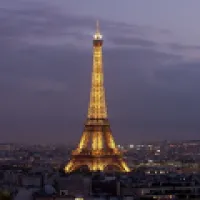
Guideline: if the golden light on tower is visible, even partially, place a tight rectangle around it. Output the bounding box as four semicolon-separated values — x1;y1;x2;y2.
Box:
64;21;130;173
88;21;107;120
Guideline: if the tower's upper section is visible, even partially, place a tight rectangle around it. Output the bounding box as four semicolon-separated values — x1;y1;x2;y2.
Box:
93;21;103;46
88;21;107;119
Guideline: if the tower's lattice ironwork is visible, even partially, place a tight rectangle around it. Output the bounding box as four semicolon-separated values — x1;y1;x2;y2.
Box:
64;22;130;173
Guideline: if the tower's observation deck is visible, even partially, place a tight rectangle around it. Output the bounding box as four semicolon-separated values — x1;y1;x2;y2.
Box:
64;21;130;173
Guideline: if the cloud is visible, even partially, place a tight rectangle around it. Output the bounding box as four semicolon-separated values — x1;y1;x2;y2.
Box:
0;0;200;144
169;43;200;51
0;2;174;50
110;36;157;48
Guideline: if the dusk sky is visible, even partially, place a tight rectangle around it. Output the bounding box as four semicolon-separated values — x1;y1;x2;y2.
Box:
0;0;200;144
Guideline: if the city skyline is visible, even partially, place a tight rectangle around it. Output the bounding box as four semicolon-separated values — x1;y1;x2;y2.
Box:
0;0;200;144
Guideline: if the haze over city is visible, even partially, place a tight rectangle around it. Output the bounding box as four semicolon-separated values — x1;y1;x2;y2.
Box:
0;0;200;144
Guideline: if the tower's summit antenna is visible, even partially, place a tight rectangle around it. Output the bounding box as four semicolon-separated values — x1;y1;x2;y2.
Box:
94;20;102;40
96;20;100;33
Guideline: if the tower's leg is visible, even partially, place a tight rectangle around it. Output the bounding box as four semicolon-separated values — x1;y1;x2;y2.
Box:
102;158;130;172
64;158;92;173
64;160;75;173
118;159;130;172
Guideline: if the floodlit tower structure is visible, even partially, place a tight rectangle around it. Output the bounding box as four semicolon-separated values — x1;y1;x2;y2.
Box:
65;21;130;173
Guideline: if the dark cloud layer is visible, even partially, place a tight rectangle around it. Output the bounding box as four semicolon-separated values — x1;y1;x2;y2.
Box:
110;37;157;48
0;1;200;144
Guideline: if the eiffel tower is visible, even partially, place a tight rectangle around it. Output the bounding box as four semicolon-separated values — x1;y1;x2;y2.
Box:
64;22;130;173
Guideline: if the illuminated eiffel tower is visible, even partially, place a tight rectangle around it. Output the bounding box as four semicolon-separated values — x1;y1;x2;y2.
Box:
64;22;130;173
